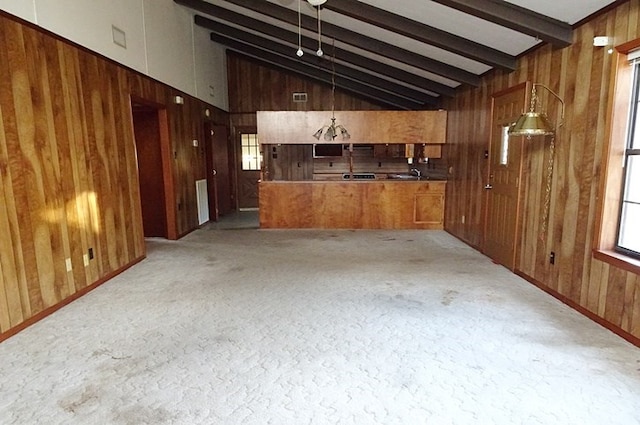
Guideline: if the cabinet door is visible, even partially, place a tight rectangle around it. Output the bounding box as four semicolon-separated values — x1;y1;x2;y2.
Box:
414;193;444;225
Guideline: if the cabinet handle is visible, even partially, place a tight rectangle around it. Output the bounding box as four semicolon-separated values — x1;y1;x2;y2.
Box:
484;184;493;190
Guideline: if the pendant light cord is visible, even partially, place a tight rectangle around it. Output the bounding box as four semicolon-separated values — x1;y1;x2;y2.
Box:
296;0;303;57
316;6;323;56
540;135;555;241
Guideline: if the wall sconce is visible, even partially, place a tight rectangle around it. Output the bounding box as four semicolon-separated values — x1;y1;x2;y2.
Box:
173;95;184;105
509;83;565;137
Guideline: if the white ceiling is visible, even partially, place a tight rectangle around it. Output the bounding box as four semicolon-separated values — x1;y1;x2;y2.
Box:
185;0;618;108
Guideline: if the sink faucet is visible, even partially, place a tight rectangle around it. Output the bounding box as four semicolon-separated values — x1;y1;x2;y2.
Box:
410;168;421;178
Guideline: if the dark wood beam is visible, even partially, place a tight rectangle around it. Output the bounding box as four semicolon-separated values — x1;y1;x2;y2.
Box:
188;5;455;97
430;0;573;47
174;0;481;87
195;16;439;106
208;33;429;110
323;0;515;71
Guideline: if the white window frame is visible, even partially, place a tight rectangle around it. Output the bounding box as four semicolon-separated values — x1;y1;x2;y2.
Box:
617;59;640;258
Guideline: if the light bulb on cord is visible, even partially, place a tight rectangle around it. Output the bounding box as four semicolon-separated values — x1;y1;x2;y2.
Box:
297;49;304;57
307;0;327;5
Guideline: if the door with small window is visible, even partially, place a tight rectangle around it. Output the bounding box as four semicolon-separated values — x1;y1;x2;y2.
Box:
237;128;261;209
484;83;528;270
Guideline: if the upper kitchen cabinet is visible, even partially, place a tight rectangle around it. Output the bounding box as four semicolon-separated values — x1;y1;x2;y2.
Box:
256;110;447;145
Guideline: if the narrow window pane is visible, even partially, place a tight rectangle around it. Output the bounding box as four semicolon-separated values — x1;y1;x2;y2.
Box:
624;155;640;203
633;98;640;149
500;125;509;165
618;202;640;254
241;133;261;171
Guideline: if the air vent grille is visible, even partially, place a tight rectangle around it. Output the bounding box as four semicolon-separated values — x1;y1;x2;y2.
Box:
292;92;308;103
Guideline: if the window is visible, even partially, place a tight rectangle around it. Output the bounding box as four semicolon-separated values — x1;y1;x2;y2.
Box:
500;125;510;165
618;59;640;257
241;133;261;171
595;41;640;273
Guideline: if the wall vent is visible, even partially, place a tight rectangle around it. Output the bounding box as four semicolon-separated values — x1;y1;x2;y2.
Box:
292;92;308;103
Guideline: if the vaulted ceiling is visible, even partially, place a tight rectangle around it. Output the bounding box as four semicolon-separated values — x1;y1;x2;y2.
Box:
174;0;618;110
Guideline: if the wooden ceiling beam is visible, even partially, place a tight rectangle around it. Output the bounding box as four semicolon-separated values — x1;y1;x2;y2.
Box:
208;34;429;110
323;0;516;71
430;0;573;47
188;4;455;97
175;0;480;87
195;16;440;106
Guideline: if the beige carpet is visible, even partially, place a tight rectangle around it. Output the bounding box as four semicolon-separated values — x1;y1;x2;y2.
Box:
1;221;639;424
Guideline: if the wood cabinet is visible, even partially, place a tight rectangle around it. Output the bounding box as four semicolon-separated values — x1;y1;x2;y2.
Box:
259;180;446;229
257;110;447;145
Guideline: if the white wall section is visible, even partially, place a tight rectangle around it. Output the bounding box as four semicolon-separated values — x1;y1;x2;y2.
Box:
0;0;36;22
143;0;195;96
193;24;229;112
0;0;228;110
33;0;147;74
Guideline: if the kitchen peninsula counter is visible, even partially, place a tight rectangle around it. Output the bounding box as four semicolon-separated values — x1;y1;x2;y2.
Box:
259;180;446;229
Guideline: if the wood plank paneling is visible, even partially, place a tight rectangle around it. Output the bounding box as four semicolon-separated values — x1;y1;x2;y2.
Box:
444;0;640;341
227;52;384;113
260;181;445;229
256;111;447;145
0;11;229;339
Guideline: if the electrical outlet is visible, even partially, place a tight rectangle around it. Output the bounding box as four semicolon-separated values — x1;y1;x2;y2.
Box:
88;247;94;260
461;215;466;224
83;254;89;267
550;251;556;265
65;258;72;272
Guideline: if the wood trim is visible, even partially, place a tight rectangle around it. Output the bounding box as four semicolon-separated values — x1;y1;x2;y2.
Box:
0;255;146;343
615;37;640;54
594;40;638;250
159;108;178;240
593;250;640;275
515;270;640;348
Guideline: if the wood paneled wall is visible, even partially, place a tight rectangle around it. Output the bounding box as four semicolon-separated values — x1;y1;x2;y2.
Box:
444;0;640;341
227;52;384;113
0;12;227;339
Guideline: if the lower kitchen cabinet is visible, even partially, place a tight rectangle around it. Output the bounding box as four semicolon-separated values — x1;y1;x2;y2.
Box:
259;180;446;229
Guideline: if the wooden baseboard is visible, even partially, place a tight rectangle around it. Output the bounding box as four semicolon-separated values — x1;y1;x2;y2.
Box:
514;270;640;348
0;255;146;343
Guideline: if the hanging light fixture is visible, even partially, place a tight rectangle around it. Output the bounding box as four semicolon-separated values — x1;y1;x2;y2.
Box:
312;39;350;141
509;83;566;243
296;0;327;58
509;83;565;137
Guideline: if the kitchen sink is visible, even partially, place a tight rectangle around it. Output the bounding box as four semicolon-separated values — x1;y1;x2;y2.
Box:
386;173;445;181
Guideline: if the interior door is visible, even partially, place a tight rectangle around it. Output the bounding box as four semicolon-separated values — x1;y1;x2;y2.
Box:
204;123;233;220
236;127;260;210
484;83;528;270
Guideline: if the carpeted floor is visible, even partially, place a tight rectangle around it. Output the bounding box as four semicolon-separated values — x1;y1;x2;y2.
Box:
1;215;639;424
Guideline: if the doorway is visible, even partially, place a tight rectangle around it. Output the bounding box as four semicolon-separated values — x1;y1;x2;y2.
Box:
236;127;260;210
204;123;233;220
484;83;528;270
131;99;176;239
